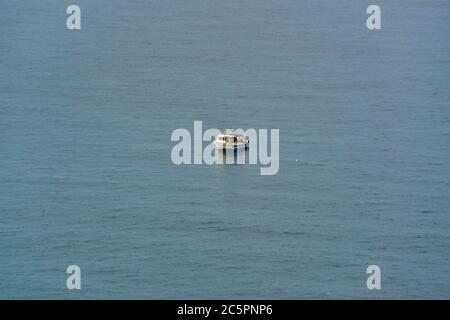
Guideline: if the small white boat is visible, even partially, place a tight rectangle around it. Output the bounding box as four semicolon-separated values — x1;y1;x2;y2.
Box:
214;132;249;150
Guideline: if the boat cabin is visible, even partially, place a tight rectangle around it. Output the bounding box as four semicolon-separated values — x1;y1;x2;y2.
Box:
217;133;246;143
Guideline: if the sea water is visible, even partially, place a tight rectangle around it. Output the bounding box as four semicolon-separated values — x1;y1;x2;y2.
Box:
0;0;449;299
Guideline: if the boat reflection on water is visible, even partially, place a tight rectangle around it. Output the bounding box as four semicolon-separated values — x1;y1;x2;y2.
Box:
215;148;248;165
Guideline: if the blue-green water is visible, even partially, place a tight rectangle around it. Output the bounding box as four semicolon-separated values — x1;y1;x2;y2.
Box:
1;0;449;299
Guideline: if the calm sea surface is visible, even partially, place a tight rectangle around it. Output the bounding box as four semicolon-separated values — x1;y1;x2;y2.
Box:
1;0;449;299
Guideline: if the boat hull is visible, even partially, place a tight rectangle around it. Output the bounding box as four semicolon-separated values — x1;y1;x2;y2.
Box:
214;140;248;150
